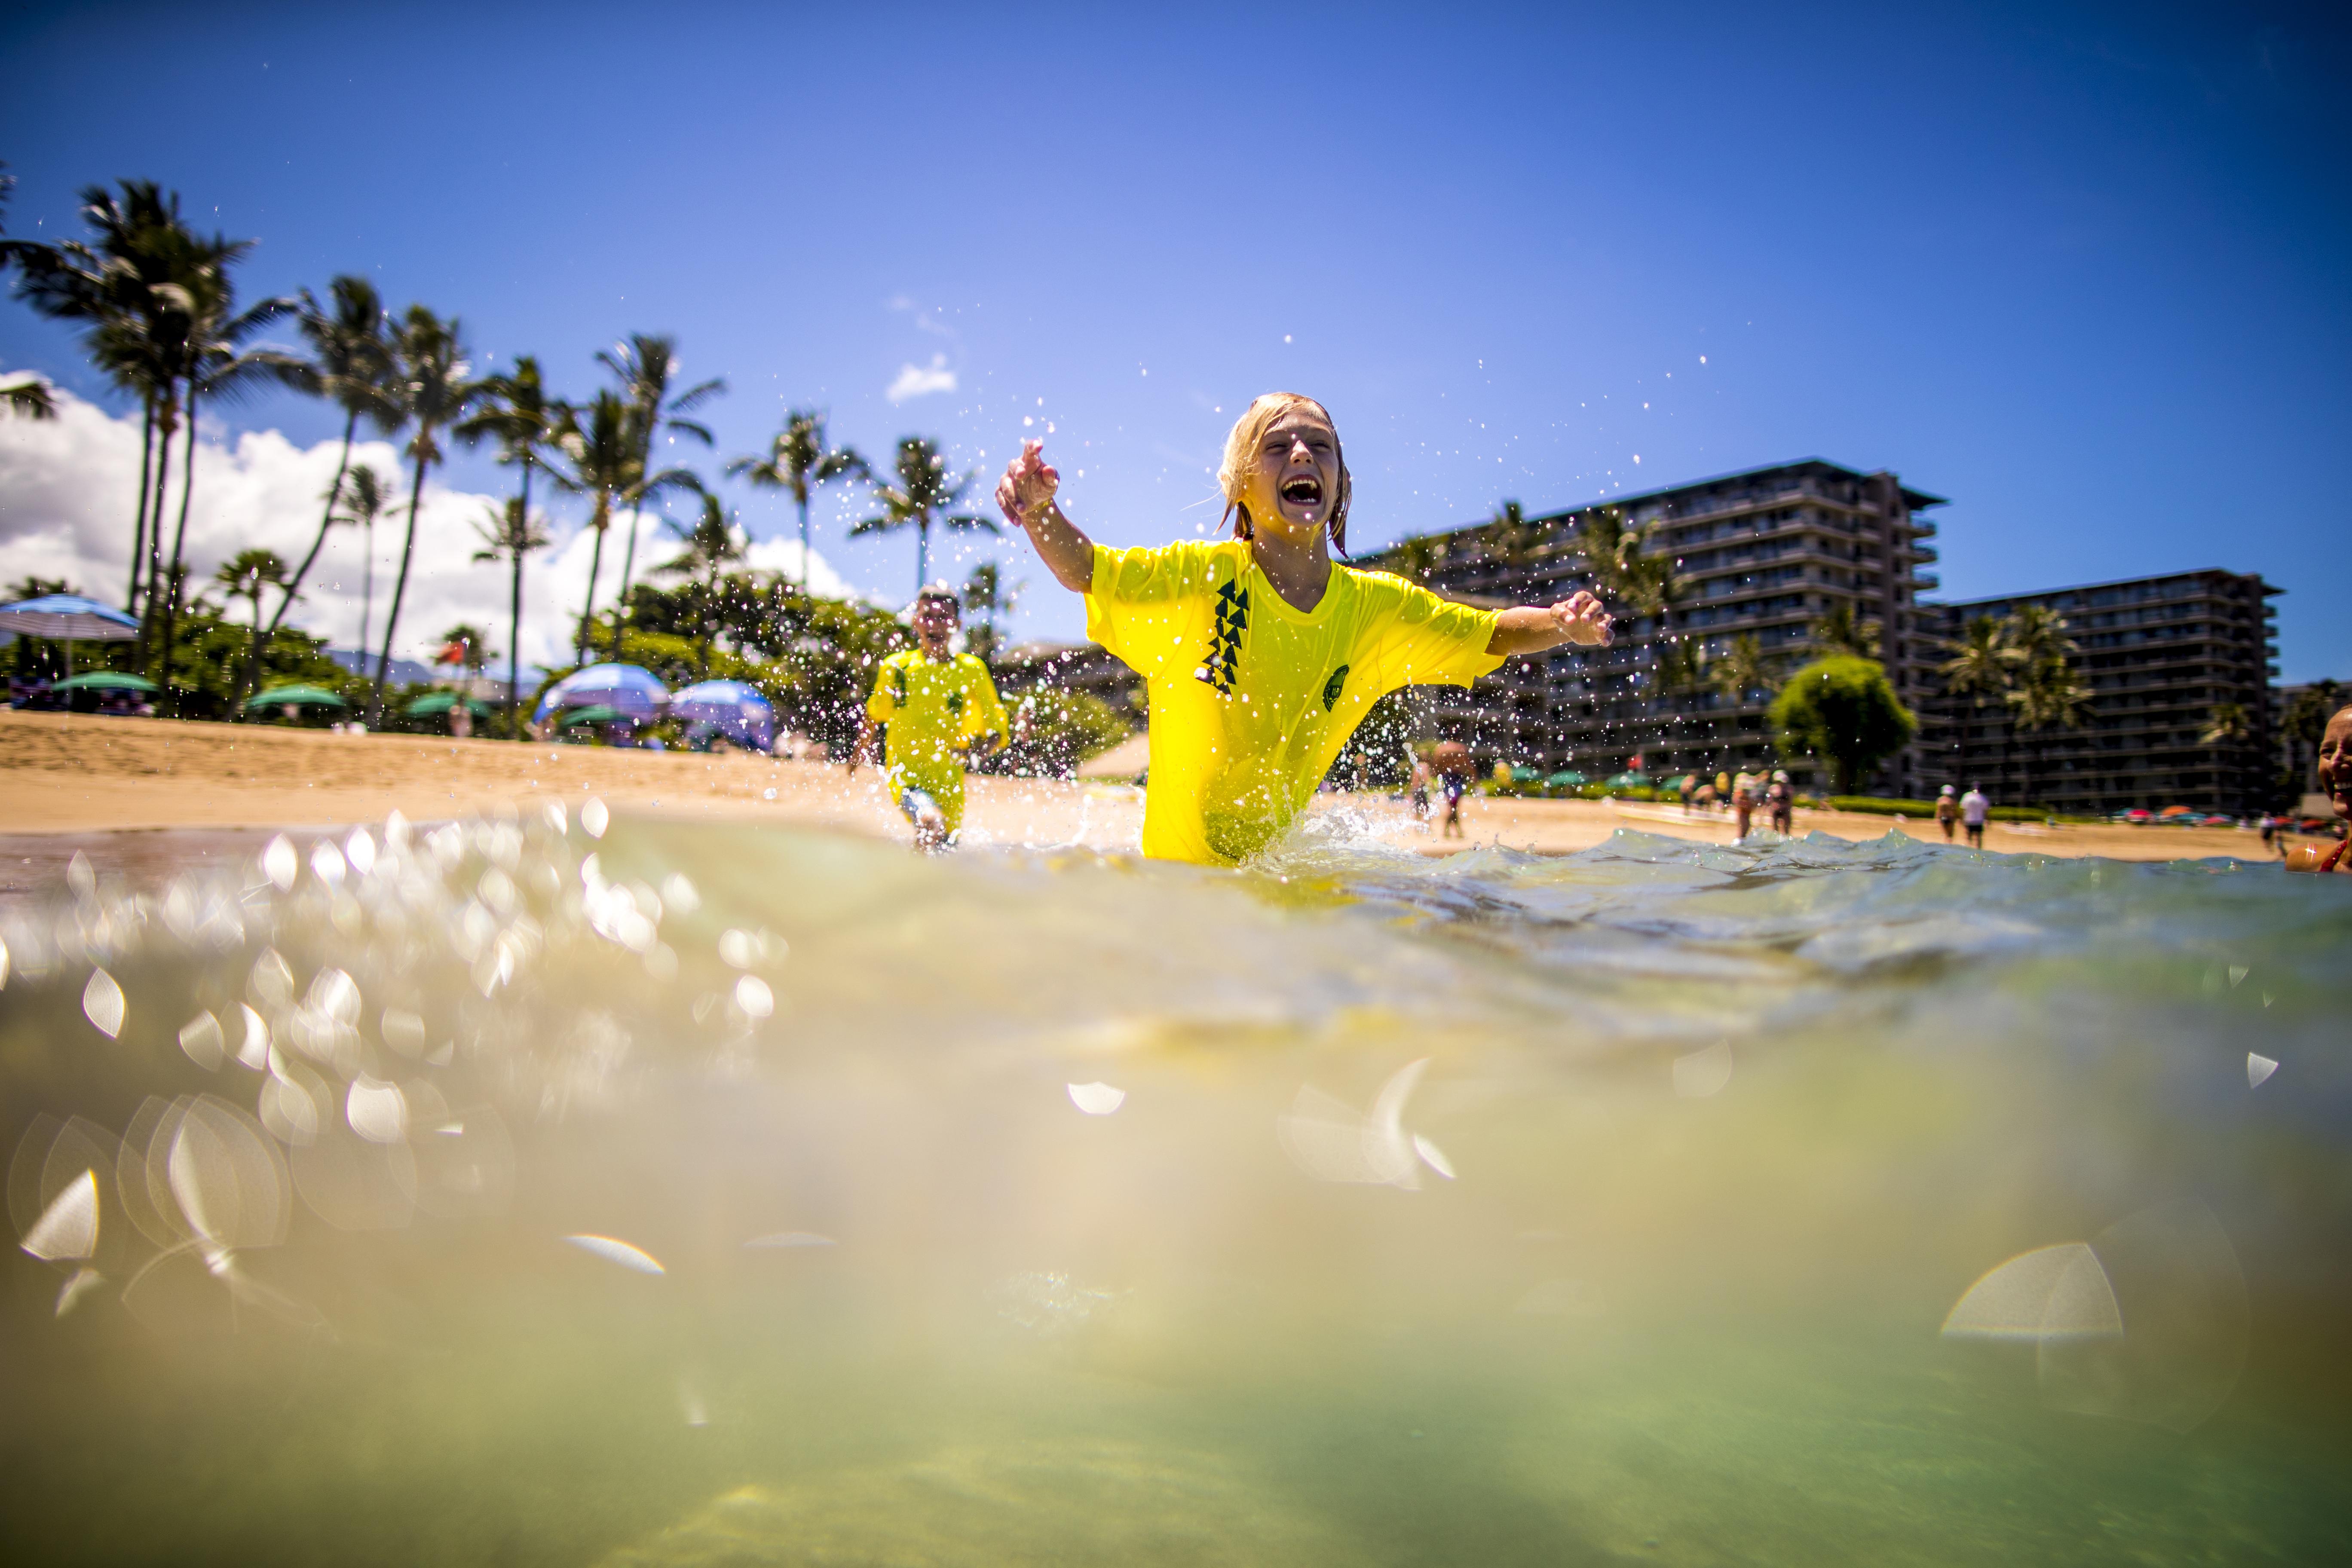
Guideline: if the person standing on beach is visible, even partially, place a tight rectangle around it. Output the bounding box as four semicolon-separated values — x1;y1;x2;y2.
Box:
1409;756;1432;828
1767;770;1793;834
2284;705;2351;874
1960;783;1990;848
851;589;1008;852
1734;777;1756;840
993;393;1613;866
1935;784;1959;842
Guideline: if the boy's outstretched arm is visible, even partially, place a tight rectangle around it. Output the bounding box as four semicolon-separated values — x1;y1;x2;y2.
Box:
1487;591;1615;657
994;440;1094;594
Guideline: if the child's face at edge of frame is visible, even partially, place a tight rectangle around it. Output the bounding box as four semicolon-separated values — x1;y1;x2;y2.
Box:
913;598;959;651
2320;709;2352;818
1245;410;1341;536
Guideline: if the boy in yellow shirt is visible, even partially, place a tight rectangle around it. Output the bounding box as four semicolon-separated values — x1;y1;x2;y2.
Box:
852;588;1008;851
993;392;1614;867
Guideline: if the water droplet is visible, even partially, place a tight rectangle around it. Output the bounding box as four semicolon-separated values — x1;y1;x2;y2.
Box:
2247;1053;2278;1089
566;1234;665;1274
1066;1081;1125;1115
261;835;297;891
582;798;609;839
82;968;125;1038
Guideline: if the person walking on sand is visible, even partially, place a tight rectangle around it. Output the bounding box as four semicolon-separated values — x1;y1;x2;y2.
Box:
1679;773;1697;815
1960;782;1991;849
1734;776;1755;840
994;393;1613;866
2284;705;2352;874
1935;784;1959;842
1431;741;1475;839
1767;769;1794;835
850;588;1008;852
1410;756;1433;829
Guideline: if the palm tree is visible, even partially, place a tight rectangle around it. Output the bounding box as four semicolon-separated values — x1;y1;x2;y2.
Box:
214;548;288;706
2;376;54;419
371;306;481;725
1938;615;2021;788
2002;607;2088;808
2199;701;2252;748
1482;500;1550;571
6;182;196;622
657;493;744;592
961;560;1022;663
334;465;394;658
472;495;552;736
549;390;633;665
725;409;867;584
598;334;724;637
1809;600;1882;660
273;276;398;633
152;258;304;697
2008;658;2094;810
852;437;996;596
1568;505;1677;619
1710;632;1777;708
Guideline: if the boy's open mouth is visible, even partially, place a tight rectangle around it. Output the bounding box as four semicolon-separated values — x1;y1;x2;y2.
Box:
1280;476;1323;507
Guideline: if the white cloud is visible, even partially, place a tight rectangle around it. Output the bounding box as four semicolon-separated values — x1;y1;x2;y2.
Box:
738;535;864;603
885;353;957;403
0;383;882;674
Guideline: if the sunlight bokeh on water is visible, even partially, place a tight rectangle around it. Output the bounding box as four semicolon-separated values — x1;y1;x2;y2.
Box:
2;809;2348;1565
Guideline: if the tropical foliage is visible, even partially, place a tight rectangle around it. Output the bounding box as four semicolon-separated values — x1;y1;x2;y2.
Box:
1770;655;1918;795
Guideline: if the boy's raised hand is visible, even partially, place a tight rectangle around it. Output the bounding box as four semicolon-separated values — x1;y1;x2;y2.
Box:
995;439;1059;525
1549;590;1614;646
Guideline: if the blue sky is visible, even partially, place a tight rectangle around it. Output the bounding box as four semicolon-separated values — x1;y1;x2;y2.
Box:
3;0;2346;677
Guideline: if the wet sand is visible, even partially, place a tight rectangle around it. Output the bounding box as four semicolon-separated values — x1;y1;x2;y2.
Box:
0;708;2288;873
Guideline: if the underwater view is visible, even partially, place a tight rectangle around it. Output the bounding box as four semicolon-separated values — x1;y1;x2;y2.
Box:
3;809;2348;1565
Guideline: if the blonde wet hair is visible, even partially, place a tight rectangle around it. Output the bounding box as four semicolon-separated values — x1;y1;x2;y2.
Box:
1216;392;1353;556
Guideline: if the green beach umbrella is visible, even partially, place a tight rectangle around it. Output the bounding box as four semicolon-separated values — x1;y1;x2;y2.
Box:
51;671;159;693
1546;770;1589;788
405;692;492;717
557;704;625;727
246;684;349;710
1604;771;1651;789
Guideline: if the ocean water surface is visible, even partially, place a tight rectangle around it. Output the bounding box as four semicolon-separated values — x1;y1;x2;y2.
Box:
1;808;2347;1565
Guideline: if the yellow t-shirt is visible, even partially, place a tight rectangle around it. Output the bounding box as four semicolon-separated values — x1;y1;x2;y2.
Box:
865;649;1008;827
1086;539;1502;865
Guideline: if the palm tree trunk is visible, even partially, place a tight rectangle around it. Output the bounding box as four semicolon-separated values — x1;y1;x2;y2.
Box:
138;398;177;671
272;404;360;634
156;390;201;705
508;459;529;736
372;448;431;726
247;594;265;706
126;396;154;613
613;505;641;658
916;518;928;597
576;497;609;666
359;517;374;658
797;492;811;585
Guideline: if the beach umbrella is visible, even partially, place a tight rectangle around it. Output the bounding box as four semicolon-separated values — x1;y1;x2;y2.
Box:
51;671;158;694
1546;770;1589;788
556;704;625;728
245;684;349;710
0;593;140;678
404;692;492;717
1605;771;1651;790
534;663;668;725
671;679;776;752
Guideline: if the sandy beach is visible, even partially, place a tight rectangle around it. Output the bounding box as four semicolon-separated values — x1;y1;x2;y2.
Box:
0;708;2293;889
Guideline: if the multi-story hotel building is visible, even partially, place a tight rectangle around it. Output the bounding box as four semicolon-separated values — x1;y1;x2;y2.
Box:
1359;458;1948;793
1917;572;2280;813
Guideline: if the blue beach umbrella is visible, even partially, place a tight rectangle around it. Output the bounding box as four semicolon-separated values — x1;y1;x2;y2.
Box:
533;663;669;725
0;593;140;678
671;679;776;752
